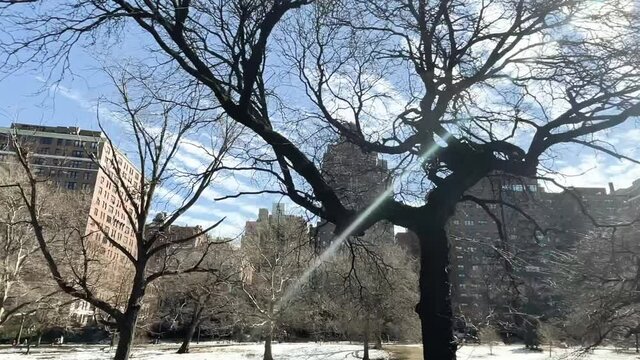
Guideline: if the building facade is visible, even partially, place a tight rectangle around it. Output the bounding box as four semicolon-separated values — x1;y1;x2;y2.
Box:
0;123;142;324
315;138;394;250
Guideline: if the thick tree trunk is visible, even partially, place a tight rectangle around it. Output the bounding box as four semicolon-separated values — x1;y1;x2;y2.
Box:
114;309;140;360
177;308;201;354
264;323;274;360
363;316;370;360
417;225;457;360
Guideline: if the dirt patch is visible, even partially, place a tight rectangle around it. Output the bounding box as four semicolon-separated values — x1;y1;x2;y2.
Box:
386;345;422;360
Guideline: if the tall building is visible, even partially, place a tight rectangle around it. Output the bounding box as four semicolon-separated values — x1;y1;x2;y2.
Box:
0;123;142;323
315;138;394;249
241;203;309;284
443;175;626;326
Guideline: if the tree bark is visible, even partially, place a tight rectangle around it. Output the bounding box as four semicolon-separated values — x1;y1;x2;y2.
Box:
15;314;25;344
373;321;382;350
363;316;370;360
264;322;274;360
114;309;140;360
417;225;457;360
177;308;201;354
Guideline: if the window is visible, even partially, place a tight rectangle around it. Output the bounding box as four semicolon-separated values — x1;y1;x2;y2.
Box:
66;182;77;190
40;137;53;144
81;183;90;190
464;220;474;226
83;172;91;180
41;147;49;154
68;171;78;178
57;139;64;145
70;160;81;168
72;150;83;157
453;220;460;225
74;140;81;147
528;185;538;192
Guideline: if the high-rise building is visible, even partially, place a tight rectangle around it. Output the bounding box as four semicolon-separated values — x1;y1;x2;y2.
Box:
443;175;626;325
241;203;309;284
315;138;394;250
0;123;142;323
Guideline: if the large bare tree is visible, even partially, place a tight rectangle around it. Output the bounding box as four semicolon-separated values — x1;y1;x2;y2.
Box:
1;68;239;360
2;1;640;358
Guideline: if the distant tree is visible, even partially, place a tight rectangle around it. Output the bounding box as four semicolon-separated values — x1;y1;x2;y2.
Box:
154;241;239;354
319;237;420;359
240;214;313;360
478;325;501;355
0;166;69;329
538;322;561;358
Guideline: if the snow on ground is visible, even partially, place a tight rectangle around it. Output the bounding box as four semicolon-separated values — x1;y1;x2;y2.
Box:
0;342;388;360
0;342;639;359
456;344;640;359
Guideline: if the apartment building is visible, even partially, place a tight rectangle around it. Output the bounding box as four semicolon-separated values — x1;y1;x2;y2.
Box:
393;174;631;328
315;138;394;250
0;123;142;323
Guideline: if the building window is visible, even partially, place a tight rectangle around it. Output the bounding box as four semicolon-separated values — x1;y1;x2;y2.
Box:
83;172;91;180
57;139;64;145
41;147;49;154
72;150;83;157
81;183;90;190
464;220;474;226
40;137;53;145
453;220;460;225
66;182;77;190
68;171;78;178
74;140;81;147
70;160;81;168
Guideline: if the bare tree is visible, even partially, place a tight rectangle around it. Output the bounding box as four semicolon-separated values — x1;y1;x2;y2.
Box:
0;166;65;329
2;1;640;358
240;212;313;360
1;68;239;360
153;241;240;354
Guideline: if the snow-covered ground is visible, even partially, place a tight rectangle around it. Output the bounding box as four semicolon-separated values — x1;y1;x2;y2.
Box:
0;342;638;359
0;342;388;360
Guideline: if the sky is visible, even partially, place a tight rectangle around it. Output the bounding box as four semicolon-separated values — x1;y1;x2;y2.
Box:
1;3;640;239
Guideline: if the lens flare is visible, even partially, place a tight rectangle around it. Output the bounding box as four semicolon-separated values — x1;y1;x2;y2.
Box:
276;134;450;312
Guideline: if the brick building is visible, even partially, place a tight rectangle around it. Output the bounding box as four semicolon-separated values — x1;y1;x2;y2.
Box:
0;123;142;323
395;174;632;328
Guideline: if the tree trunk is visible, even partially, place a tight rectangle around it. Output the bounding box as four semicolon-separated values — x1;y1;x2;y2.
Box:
15;314;25;344
373;321;382;350
417;225;457;360
264;323;274;360
363;316;370;360
113;309;141;360
37;332;42;347
177;309;200;354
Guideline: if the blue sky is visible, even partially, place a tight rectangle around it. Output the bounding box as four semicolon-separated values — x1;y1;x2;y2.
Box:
2;4;640;238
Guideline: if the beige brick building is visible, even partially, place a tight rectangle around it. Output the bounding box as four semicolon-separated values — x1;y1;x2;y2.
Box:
0;123;141;323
